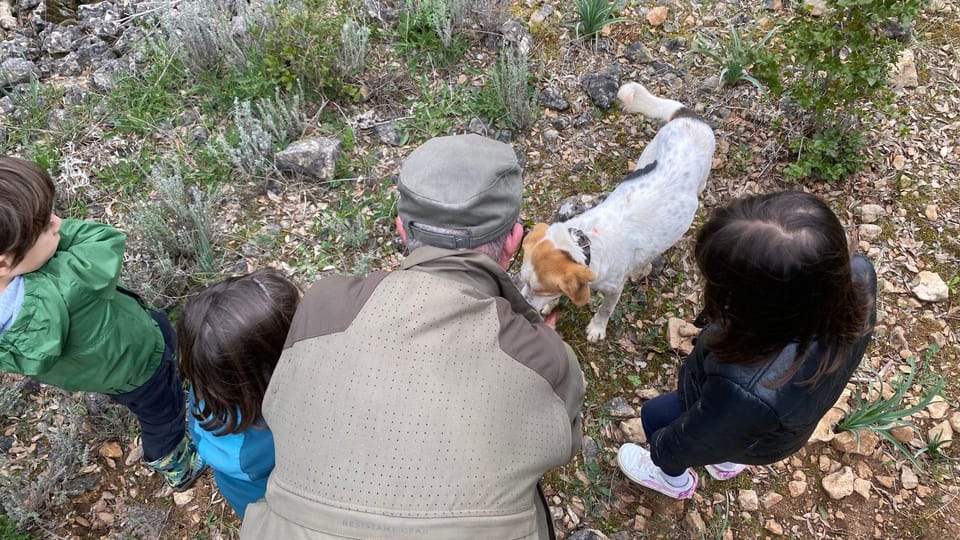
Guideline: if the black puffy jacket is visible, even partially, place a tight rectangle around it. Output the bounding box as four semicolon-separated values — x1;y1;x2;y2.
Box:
650;255;877;472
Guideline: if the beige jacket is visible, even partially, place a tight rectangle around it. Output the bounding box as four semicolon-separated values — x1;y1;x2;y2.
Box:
241;248;584;539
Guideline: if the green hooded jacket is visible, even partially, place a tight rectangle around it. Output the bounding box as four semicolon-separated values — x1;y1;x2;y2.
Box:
0;219;164;394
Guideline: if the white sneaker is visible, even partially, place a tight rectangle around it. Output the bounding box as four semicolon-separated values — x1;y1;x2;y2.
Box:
617;443;698;500
704;462;747;481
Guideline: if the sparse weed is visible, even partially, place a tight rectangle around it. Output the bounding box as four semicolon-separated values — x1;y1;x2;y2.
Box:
838;352;945;470
126;160;220;306
154;0;247;77
395;0;471;66
570;0;627;44
0;390;91;531
692;24;779;91
488;47;538;130
338;17;372;76
213;85;309;179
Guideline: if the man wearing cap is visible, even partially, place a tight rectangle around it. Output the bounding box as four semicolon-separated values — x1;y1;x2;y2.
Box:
240;134;585;539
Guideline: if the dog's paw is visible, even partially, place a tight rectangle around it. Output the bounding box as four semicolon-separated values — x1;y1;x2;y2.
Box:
586;323;607;342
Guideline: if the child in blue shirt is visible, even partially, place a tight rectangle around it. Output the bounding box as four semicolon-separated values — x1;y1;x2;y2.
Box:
177;269;300;517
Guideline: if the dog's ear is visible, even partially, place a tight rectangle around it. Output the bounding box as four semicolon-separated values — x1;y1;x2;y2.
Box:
560;266;596;306
523;223;548;252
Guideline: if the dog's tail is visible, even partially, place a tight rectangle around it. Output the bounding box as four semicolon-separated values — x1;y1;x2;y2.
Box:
617;82;692;122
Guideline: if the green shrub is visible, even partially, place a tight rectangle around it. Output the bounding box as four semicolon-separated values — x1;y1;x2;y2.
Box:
249;0;345;94
768;0;923;182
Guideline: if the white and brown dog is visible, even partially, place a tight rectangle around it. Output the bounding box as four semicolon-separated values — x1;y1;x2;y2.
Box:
519;82;716;341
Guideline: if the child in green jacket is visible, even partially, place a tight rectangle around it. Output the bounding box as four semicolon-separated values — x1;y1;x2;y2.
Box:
0;156;206;491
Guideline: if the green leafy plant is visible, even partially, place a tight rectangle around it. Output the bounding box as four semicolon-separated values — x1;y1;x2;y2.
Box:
837;353;945;470
768;0;923;182
570;0;627;43
395;0;471;67
784;122;866;183
692;24;779;90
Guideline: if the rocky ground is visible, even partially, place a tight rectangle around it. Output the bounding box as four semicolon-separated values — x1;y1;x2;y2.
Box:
1;0;959;538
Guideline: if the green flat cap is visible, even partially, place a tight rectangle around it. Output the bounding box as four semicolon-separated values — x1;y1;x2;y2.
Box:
398;134;522;249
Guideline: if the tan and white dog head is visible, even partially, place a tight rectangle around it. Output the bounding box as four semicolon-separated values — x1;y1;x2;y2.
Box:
519;223;597;315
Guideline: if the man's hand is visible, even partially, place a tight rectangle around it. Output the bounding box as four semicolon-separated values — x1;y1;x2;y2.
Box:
543;310;561;329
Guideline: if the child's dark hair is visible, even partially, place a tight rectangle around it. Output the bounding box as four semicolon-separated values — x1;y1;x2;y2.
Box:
178;269;301;434
0;156;56;266
694;191;869;386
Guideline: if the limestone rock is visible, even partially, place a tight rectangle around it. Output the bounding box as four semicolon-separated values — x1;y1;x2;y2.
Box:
275;137;342;180
619;418;647;444
901;466;919;489
761;491;784;509
911;271;949;302
857;204;886;223
854;478;872;499
831;429;879;455
928;419;953;448
738;489;759;511
667;317;698;354
646;6;669;27
764;519;784;536
858;223;882;242
926;395;949;419
892;49;919;88
810;407;846;443
821;466;856;499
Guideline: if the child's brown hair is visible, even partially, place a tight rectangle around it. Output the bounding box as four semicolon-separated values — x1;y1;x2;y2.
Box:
178;269;301;434
0;156;56;266
694;191;870;387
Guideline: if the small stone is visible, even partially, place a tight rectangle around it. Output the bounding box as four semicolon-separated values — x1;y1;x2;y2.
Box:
667;317;698;353
529;5;553;25
803;0;827;15
854;478;872;499
684;509;706;534
606;396;637;418
788;480;807;497
911;271;949;302
738;489;759;511
891;49;919;88
857;204;886;223
876;475;895;489
173;490;195;506
858;224;882;242
764;519;784;536
632;515;647;530
901;466;919;490
761;492;784;509
928;420;953;448
831;429;879;455
619;418;647;444
892;154;906;170
924;204;939;221
822;466;856;499
926;395;949;419
98;442;123;459
624;42;653;64
890;425;916;443
949;411;960;432
646;6;669;27
810;407;845;443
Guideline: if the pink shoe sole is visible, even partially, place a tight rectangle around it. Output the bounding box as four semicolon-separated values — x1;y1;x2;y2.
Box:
704;463;747;481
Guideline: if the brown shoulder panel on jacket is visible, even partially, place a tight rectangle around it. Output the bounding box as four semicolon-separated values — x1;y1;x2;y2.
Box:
494;297;573;397
283;272;389;348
